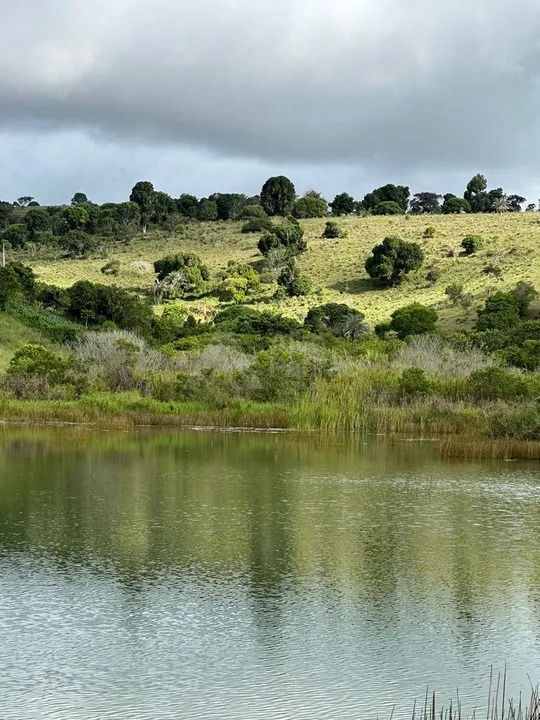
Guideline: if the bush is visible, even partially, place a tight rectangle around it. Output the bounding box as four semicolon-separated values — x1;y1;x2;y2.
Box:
277;261;311;297
388;303;438;339
101;260;121;276
483;263;502;278
512;281;538;316
1;223;28;249
59;230;99;258
461;235;484;254
154;253;211;301
445;283;465;305
304;303;366;338
365;237;424;286
8;344;75;385
251;346;331;401
425;268;441;285
241;217;273;233
67;281;153;334
241;204;267;219
322;221;346;239
476;292;520;331
213;306;302;336
215;261;261;302
330;193;355;216
258;222;306;256
424;226;436;238
399;367;432;396
372;201;404;215
467;367;528;400
293;196;328;218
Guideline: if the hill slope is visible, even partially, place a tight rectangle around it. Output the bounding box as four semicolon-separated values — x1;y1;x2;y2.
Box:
23;213;540;328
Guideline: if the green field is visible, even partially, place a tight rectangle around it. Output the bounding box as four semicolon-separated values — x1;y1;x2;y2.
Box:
24;213;540;329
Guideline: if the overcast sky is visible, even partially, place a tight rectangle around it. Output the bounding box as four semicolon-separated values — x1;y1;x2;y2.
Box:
1;0;540;205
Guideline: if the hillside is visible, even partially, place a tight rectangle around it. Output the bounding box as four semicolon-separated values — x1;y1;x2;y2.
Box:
25;213;540;329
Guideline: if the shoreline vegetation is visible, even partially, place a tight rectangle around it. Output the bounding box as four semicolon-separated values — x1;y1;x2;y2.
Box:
0;177;538;459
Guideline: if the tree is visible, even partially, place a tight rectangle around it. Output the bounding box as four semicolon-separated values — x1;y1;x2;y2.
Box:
211;193;247;220
491;194;509;214
61;205;89;230
409;192;441;214
71;193;88;206
464;174;488;213
23;209;51;239
59;230;99;258
388;303;438;339
304;303;366;337
0;202;14;229
8;344;73;383
258;222;306;256
362;184;409;213
129;181;155;232
526;203;536;212
260;176;296;216
372;201;404;215
1;224;28;249
511;282;538;316
330;193;355;216
441;194;471;214
507;194;526;212
476;292;520;331
197;199;219;221
365;236;424;286
277;260;311;296
293;195;328;218
16;196;34;207
176;194;199;218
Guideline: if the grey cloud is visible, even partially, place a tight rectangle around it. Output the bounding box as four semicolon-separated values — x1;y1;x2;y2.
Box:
1;1;540;202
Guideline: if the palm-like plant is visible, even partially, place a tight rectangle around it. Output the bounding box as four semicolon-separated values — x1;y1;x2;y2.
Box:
492;195;510;214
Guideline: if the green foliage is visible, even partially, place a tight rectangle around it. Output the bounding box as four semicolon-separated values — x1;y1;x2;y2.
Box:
241;204;267;219
389;303;438;339
293;195;328;218
153;253;211;300
197;199;219;221
251;347;331;401
362;184;409;213
24;209;51;238
365;236;424;286
61;205;89;231
258;222;306;256
461;235;484;254
7;344;81;392
130;181;155;232
176;194;199;218
330;192;355;216
464;173;489;213
399;367;432;396
441;195;471;214
101;260;121;276
410;193;441;215
512;281;538;316
467;367;528;400
67;281;153;333
305;303;366;338
0;263;36;308
2;223;28;249
425;268;441;285
372;201;404;215
322;221;346;239
277;260;311;297
260;176;296;216
59;230;99;258
215;261;261;302
154;253;210;282
213;306;302;336
7;299;81;343
153;304;190;344
423;226;436;238
476;292;520;331
71;193;88;205
241;217;273;233
445;283;465;305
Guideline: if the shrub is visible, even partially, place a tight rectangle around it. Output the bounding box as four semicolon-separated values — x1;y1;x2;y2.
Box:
215;262;261;302
389;303;438;339
277;261;311;297
322;221;346;239
8;344;74;384
293;196;328;218
59;230;99;258
67;281;153;333
476;292;520;331
423;226;436;238
251;346;331;401
467;367;528;400
365;237;424;286
154;253;211;301
241;204;267;219
214;306;302;336
445;283;465;305
512;281;538;316
258;222;306;256
425;268;441;285
241;217;273;233
101;260;121;276
372;201;404;215
483;263;502;278
399;367;432;396
461;235;484;254
330;193;355;216
305;303;366;338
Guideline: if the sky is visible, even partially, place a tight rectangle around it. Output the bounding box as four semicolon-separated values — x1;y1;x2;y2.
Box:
1;0;540;206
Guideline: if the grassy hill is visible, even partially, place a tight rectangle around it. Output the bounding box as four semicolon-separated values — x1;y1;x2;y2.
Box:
17;212;540;329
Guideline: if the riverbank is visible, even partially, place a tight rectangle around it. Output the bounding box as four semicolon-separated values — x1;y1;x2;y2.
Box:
1;392;538;459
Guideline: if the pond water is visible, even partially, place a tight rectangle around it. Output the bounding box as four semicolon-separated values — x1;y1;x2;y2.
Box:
0;427;539;719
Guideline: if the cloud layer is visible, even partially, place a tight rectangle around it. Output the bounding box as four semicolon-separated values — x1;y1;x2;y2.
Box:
1;0;540;203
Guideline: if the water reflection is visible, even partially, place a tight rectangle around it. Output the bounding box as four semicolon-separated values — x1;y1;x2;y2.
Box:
0;426;539;719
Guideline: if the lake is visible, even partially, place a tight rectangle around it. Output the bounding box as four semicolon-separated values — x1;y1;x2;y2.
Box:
0;427;539;719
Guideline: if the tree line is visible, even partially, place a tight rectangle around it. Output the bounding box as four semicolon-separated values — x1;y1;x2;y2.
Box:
0;172;535;253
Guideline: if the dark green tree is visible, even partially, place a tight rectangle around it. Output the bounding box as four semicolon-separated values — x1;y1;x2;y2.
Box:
71;193;88;205
464;174;488;213
362;184;409;213
330;193;355;216
176;194;199;217
476;292;520;331
441;194;471;214
293;195;328;218
409;192;441;214
129;181;155;233
260;176;296;216
365;237;424;286
388;303;438;339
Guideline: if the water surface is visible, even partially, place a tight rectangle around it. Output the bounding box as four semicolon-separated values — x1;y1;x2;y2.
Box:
0;427;539;719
